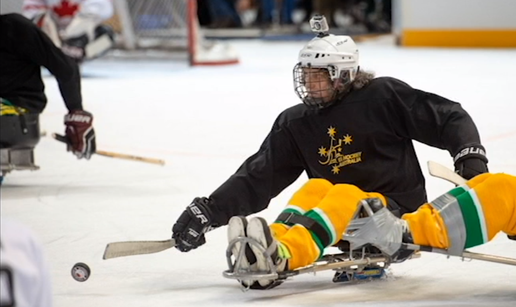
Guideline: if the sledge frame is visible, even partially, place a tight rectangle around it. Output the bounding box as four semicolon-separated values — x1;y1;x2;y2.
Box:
223;237;399;284
0;147;40;177
223;237;516;286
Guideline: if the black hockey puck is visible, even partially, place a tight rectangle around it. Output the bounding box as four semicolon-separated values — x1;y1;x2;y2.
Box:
71;262;91;282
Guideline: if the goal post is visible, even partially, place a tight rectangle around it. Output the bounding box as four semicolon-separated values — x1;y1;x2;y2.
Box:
112;0;239;66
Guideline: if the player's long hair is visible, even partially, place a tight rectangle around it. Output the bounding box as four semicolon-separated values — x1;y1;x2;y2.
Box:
331;69;375;105
350;70;375;91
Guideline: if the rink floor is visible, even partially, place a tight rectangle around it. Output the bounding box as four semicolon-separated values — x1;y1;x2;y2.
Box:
2;36;516;306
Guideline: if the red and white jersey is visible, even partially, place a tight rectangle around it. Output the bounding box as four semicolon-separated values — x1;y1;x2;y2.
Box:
23;0;113;29
0;219;53;307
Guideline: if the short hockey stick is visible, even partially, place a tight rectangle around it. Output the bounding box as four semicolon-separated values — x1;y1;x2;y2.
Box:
427;160;467;185
103;239;176;260
52;133;166;166
103;225;220;259
402;242;516;266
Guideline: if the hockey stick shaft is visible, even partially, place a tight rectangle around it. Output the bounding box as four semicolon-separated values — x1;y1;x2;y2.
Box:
402;243;516;266
461;251;516;266
103;239;176;260
424;163;516;265
94;150;165;165
427;160;466;185
52;133;165;166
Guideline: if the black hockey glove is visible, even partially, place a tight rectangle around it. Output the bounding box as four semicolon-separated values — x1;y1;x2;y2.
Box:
172;197;216;252
453;145;488;180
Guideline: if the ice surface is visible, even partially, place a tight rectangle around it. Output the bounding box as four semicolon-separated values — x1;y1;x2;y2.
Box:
2;36;516;306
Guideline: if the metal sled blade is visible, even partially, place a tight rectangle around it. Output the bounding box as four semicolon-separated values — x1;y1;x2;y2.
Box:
103;239;176;260
294;255;389;275
223;255;391;282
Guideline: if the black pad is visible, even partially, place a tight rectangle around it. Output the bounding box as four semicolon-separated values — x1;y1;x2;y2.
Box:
95;24;115;41
0;114;40;149
385;197;402;218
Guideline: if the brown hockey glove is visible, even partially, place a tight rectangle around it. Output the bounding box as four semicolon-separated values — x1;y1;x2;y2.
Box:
454;145;488;180
64;110;96;159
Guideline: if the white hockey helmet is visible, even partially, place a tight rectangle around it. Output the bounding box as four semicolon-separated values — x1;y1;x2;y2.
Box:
293;34;359;108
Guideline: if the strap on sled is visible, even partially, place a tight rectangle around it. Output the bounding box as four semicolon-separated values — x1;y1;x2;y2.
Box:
276;212;332;247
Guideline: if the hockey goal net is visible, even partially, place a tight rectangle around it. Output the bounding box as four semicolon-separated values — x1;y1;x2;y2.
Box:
111;0;239;66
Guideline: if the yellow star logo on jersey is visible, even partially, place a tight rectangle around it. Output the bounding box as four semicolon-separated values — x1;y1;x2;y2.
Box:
343;134;353;145
318;146;328;156
327;126;337;138
332;165;340;174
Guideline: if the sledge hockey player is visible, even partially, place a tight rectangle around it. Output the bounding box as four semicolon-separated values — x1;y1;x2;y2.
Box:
226;173;516;288
170;15;489;283
22;0;115;62
0;13;96;179
0;218;53;306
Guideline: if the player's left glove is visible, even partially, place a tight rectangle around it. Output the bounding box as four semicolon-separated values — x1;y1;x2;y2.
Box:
172;197;217;252
454;144;488;180
64;110;96;159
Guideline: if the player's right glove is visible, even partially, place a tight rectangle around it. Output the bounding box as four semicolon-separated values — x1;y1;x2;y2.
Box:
454;144;488;180
64;110;96;159
172;197;217;252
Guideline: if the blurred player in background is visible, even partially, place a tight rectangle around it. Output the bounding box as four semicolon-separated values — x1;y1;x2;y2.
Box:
22;0;115;63
170;15;489;288
0;218;53;307
0;13;96;178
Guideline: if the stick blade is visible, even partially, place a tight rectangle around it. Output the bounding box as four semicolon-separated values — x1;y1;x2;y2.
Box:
427;161;467;185
103;239;176;260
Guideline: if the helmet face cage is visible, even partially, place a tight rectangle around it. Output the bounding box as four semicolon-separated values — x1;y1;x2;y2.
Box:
293;63;354;109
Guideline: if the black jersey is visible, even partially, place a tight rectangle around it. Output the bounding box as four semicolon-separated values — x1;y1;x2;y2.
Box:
0;13;82;113
209;77;483;225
